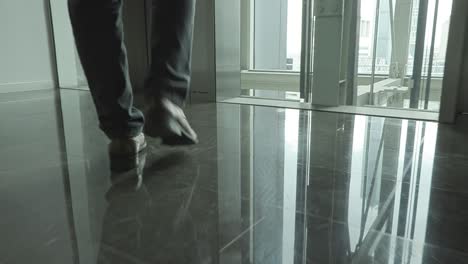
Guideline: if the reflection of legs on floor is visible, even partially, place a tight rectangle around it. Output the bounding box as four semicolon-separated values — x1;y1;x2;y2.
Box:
99;151;213;263
109;148;147;189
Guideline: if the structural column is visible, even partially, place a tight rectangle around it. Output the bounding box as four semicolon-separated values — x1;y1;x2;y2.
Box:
389;0;413;79
311;0;344;106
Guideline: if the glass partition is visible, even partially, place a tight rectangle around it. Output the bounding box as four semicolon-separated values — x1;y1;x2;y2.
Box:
220;0;456;117
357;0;453;111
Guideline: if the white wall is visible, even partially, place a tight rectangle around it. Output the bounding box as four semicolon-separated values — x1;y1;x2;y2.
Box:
254;0;288;70
0;0;56;93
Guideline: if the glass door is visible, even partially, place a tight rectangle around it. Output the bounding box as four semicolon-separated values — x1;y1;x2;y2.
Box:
218;0;456;116
238;0;305;101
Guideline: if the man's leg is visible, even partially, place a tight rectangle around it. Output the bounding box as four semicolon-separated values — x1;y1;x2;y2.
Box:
146;0;196;105
68;0;144;140
144;0;198;145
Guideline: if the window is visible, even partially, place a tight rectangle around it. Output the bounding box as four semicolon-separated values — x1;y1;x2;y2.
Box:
250;0;302;71
360;20;371;37
239;0;454;111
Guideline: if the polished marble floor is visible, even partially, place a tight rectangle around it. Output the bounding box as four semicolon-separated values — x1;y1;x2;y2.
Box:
2;89;468;264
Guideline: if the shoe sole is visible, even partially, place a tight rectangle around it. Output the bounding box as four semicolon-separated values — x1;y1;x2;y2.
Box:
145;119;198;146
161;134;198;146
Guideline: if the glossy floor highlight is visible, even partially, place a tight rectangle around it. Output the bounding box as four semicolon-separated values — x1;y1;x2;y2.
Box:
1;89;468;264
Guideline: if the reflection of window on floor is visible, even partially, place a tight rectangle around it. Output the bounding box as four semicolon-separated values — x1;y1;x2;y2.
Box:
282;109;300;264
347;116;437;262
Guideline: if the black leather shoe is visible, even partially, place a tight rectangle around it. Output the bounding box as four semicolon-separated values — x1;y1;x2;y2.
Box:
144;98;198;145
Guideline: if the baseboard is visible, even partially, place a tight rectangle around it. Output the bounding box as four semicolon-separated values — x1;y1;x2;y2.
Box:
0;81;55;93
241;70;300;92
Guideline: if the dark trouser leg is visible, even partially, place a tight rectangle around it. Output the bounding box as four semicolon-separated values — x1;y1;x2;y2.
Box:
146;0;196;106
68;0;144;139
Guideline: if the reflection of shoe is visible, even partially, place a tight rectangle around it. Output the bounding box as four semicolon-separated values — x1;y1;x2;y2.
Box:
144;98;198;145
110;150;147;190
108;132;147;156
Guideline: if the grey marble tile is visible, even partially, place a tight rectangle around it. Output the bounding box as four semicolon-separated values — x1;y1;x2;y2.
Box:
427;155;468;192
0;92;68;173
434;116;468;157
0;164;76;264
3;89;468;264
221;210;468;264
420;186;468;254
62;151;276;264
